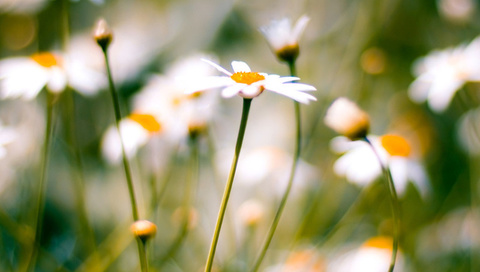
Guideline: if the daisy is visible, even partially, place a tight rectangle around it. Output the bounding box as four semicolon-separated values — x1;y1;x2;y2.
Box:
408;36;480;112
260;15;310;63
330;134;430;197
185;59;316;104
0;51;106;100
101;54;218;164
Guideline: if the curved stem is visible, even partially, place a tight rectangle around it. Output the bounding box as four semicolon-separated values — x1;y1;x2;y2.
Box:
251;61;301;272
204;98;252;272
26;91;55;272
364;137;400;272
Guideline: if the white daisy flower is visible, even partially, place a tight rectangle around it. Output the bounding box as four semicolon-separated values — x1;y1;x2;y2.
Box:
408;36;480;112
101;54;218;164
185;59;316;104
0;52;106;100
260;15;310;62
330;134;430;198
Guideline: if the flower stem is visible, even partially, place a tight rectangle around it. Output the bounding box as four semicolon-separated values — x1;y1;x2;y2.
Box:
101;47;147;272
251;60;301;272
101;47;139;221
26;91;55;272
364;137;400;272
159;136;198;266
204;98;252;272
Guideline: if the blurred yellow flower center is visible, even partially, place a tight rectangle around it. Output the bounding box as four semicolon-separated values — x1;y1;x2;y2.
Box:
129;113;161;133
363;236;393;250
381;134;411;157
231;72;265;85
31;52;58;67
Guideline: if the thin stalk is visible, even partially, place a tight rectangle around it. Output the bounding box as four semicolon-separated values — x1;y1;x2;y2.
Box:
251;60;301;272
101;47;139;221
101;47;147;272
364;137;400;272
60;0;96;255
204;98;252;272
26;91;55;272
159;136;198;266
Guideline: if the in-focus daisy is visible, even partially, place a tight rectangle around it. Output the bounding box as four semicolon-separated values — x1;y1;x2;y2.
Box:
330;134;430;197
185;60;316;104
260;15;310;63
0;51;106;100
408;36;480;112
324;97;370;140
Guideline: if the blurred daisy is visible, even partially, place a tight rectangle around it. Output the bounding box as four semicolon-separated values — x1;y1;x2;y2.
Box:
0;52;106;100
260;15;310;63
102;54;218;164
330;134;429;197
328;236;404;272
185;60;316;104
265;248;325;272
324;97;370;140
438;0;475;24
408;36;480;112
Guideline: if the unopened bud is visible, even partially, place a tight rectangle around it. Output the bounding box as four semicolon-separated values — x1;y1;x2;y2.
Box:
94;18;113;50
131;220;157;242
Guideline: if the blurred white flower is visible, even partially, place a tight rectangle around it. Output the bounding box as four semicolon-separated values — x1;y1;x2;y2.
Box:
237;199;266;227
324;97;370;140
0;121;16;159
330;135;429;197
185;60;317;104
0;52;106;100
101;54;219;164
260;15;310;62
328;236;404;272
438;0;476;24
0;0;47;14
409;36;480;112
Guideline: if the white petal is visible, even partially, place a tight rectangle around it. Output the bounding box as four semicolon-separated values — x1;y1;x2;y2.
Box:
239;84;262;98
221;83;245;98
291;15;310;43
46;66;67;93
183;76;234;94
201;59;232;76
389;158;409;196
231;61;251;73
266;84;316;103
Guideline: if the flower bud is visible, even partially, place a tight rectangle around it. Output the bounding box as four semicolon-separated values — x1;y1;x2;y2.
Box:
324;97;370;140
94;18;113;50
131;220;157;242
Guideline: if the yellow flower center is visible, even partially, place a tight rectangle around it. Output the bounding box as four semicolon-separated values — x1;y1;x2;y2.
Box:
31;52;59;67
363;236;393;250
381;134;411;157
129;113;161;133
230;72;265;85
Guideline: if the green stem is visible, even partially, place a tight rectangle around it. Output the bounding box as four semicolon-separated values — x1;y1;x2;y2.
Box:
364;137;400;272
101;47;147;272
26;91;55;272
251;61;301;272
101;47;139;221
159;137;198;266
204;98;252;272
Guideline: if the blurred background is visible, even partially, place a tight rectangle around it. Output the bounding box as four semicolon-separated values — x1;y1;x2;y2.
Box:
1;0;480;271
